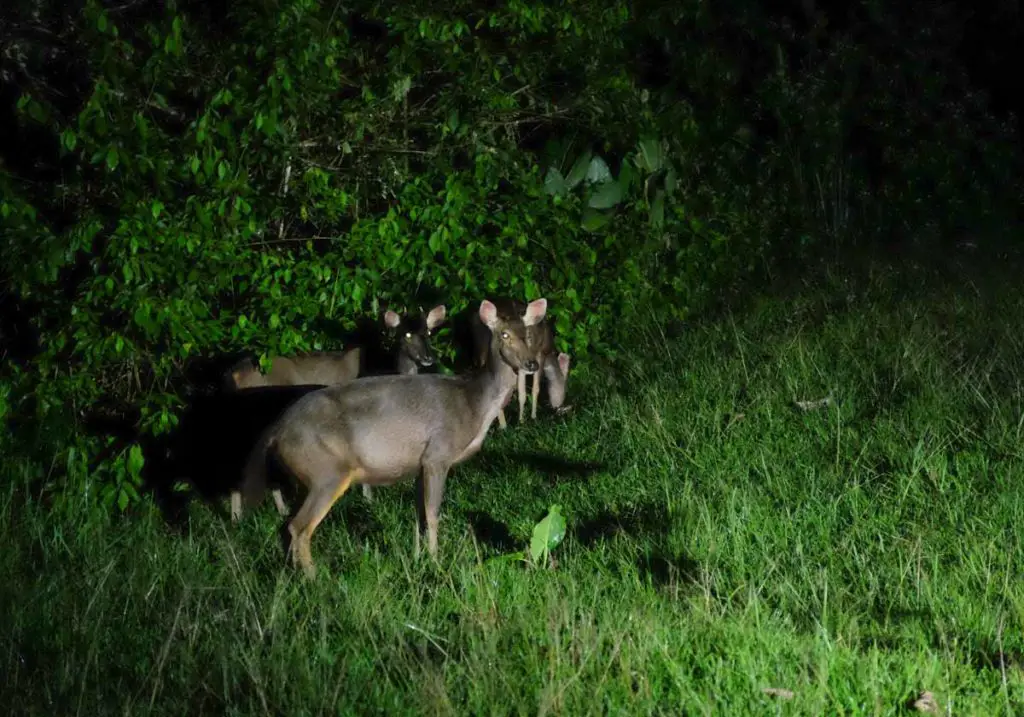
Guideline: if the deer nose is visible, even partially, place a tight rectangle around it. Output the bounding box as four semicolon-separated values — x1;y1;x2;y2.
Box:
524;359;539;373
418;354;435;366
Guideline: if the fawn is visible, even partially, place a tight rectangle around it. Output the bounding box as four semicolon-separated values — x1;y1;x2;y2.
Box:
241;299;547;578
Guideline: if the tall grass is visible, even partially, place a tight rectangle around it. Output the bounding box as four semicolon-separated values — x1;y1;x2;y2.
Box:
2;251;1023;715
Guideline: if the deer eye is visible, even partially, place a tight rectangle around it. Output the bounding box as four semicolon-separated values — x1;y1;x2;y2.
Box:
501;331;510;340
405;332;413;339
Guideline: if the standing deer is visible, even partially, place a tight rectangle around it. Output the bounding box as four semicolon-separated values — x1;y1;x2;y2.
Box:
225;305;447;517
241;298;547;578
361;304;446;501
471;298;571;428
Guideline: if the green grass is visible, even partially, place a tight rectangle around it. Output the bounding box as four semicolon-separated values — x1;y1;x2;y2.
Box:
4;254;1024;715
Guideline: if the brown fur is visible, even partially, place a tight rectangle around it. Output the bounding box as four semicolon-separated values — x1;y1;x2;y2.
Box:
471;298;571;427
225;350;362;392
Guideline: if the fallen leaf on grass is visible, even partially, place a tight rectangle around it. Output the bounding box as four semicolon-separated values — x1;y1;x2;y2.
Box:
794;396;832;412
910;691;939;713
761;687;795;700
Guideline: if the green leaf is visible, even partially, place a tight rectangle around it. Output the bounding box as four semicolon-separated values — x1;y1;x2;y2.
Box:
61;130;77;152
587;180;623;209
446;109;460;133
565;151;592;190
151;200;163;219
580;208;610;232
105;147;119;171
665;165;678;195
543;167;568;196
269;313;281;329
127;444;145;479
391;76;412;101
486;551;526;565
637;138;662;173
650;189;665;229
618;160;635;195
134;304;155;334
529;505;566;565
585;156;611;185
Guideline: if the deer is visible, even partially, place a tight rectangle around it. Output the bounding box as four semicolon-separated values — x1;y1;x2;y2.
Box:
361;303;446;502
470;298;571;429
225;305;447;518
241;298;547;579
223;350;362;392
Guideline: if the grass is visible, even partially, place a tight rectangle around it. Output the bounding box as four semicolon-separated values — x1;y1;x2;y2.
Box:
3;250;1024;714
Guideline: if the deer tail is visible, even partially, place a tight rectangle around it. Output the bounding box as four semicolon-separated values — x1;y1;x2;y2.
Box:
241;423;279;510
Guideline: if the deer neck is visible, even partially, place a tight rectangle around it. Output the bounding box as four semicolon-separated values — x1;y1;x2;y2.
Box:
469;338;519;414
396;351;418;375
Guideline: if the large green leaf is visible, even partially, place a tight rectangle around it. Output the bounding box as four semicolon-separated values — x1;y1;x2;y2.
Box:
565;150;593;190
581;207;611;232
529;505;566;566
636;138;662;173
649;189;665;229
585;156;612;185
544;167;568;196
587;180;623;209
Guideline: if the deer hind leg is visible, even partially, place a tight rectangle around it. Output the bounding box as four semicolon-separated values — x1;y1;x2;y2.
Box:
230;491;243;522
530;365;543;420
287;468;360;579
271;488;289;517
361;483;374;502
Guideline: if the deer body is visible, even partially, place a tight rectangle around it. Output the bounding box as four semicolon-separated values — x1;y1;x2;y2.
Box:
225;350;362;392
243;299;546;578
225;305;447;517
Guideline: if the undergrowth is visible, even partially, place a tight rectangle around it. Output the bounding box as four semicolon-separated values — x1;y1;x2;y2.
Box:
2;251;1023;715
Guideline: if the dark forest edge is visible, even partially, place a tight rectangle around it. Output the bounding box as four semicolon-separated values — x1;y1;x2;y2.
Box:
1;0;1022;512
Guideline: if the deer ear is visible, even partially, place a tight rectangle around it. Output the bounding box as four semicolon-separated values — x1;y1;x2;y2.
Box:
426;304;446;329
479;300;499;329
523;298;547;326
558;352;571;375
384;310;401;328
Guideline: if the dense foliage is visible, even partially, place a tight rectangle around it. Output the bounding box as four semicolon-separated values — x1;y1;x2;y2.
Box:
1;0;1021;508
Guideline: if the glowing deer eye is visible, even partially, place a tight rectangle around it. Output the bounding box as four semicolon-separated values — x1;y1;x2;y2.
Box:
405;332;412;339
501;331;510;340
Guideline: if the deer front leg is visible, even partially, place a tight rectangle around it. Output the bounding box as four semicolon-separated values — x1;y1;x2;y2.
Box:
530;366;542;420
421;463;451;557
517;368;527;424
